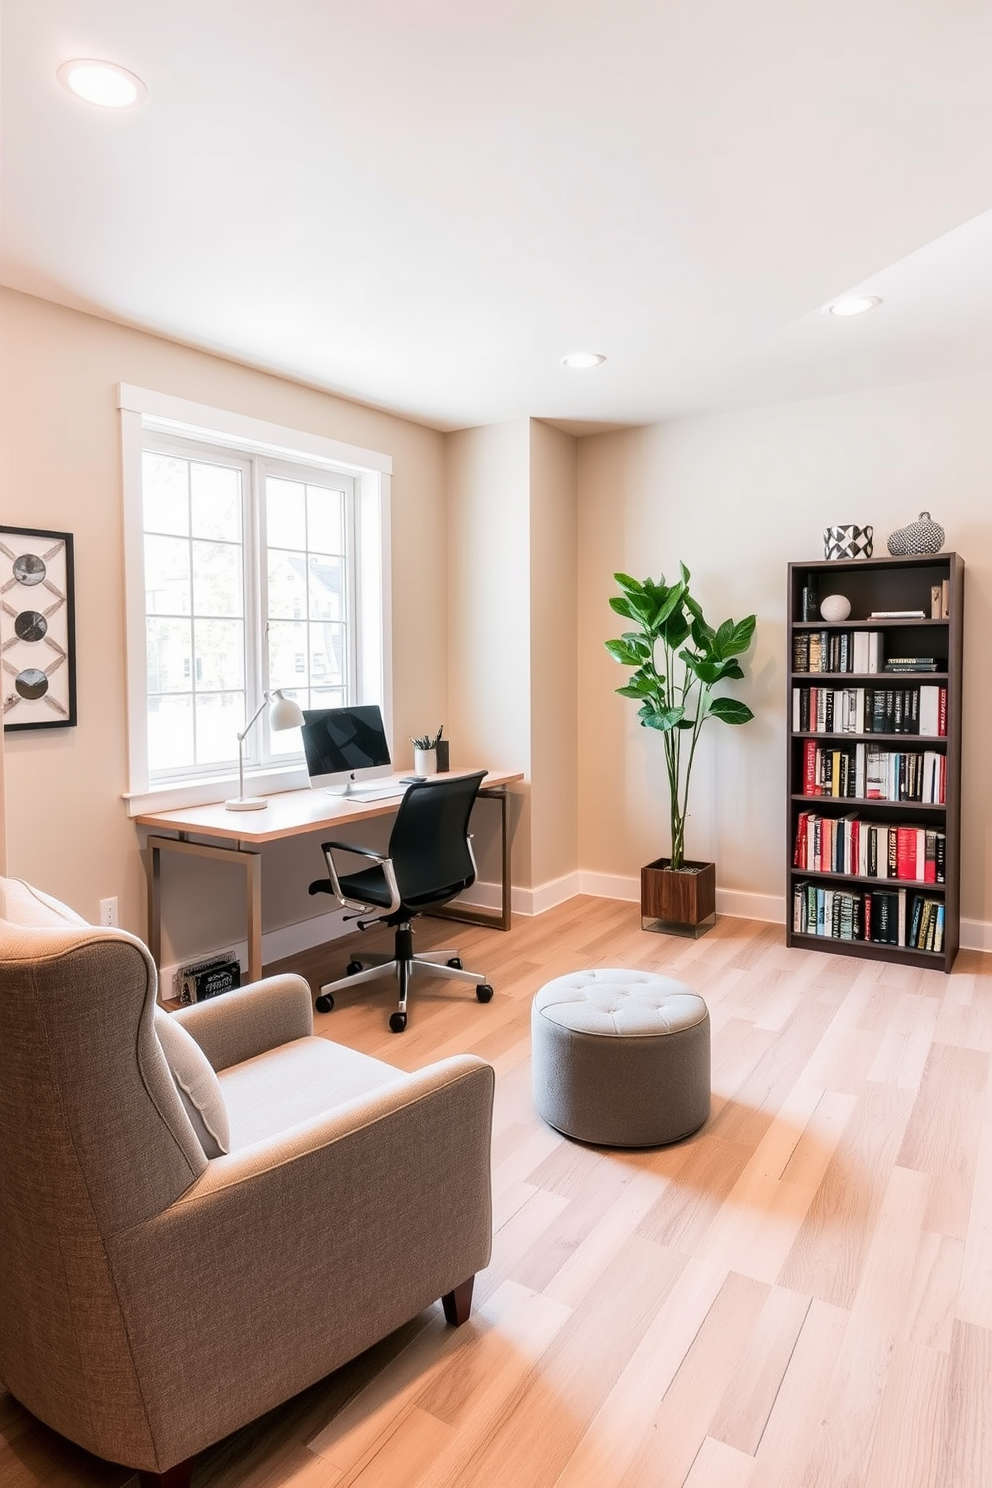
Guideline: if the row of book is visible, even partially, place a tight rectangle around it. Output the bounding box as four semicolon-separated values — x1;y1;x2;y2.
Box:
792;882;945;951
793;630;883;674
799;740;946;803
793;812;946;882
792;684;947;736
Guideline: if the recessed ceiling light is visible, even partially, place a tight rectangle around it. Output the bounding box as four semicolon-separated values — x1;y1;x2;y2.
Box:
57;59;147;109
560;351;607;369
823;295;882;317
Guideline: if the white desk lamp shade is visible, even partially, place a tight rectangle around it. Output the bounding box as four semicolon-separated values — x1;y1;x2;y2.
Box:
225;689;305;811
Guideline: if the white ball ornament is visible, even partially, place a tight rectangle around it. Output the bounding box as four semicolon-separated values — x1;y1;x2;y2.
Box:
820;594;852;622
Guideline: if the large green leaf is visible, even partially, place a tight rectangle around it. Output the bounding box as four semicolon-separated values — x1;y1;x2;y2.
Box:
604;637;644;666
652;581;685;628
708;697;755;725
713;618;735;657
616;671;658;698
613;572;644;596
609;595;637;619
661;610;691;648
716;614;757;656
687;658;724;684
640;703;685;732
689;614;713;650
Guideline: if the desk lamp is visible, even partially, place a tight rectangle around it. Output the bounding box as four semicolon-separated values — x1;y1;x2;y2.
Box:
225;688;305;811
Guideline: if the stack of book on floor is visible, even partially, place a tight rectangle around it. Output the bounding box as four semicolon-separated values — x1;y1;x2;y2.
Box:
793;812;945;881
792;882;945;950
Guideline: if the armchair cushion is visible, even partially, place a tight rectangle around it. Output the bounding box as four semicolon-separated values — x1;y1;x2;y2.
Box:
154;1009;230;1158
218;1037;406;1150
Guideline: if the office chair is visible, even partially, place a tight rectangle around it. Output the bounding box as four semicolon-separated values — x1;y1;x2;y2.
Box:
309;770;494;1032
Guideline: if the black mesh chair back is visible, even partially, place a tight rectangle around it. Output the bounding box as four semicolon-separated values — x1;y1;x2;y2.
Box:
389;771;487;909
309;770;494;1031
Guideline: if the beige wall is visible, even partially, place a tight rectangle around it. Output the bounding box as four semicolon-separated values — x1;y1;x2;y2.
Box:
0;288;448;959
5;281;989;951
445;420;534;885
577;371;992;937
445;418;581;898
529;420;578;890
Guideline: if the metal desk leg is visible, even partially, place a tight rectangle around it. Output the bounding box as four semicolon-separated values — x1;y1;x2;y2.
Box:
146;835;264;983
433;786;512;932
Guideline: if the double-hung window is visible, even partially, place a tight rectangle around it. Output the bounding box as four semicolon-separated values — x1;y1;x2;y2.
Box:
119;387;391;814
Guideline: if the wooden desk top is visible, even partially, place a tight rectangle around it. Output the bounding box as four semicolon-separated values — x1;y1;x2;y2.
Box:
134;769;523;846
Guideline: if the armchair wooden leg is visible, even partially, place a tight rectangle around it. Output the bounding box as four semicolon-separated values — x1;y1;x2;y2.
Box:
441;1276;475;1326
138;1459;194;1488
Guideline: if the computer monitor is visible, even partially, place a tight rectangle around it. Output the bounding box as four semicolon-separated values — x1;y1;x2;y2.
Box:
301;704;392;794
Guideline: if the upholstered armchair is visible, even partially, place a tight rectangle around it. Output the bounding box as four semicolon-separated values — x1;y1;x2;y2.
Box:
0;877;494;1487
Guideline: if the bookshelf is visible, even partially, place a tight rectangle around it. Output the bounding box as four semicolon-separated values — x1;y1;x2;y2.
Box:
786;551;964;973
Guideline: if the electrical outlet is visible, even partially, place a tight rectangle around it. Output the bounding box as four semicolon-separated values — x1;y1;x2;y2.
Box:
99;897;119;928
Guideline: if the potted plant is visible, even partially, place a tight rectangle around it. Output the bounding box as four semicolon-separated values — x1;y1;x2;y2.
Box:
605;564;756;935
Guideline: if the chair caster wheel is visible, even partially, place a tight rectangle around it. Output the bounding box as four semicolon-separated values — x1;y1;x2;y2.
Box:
476;984;494;1003
447;957;463;969
389;1012;408;1033
315;993;335;1013
346;960;363;975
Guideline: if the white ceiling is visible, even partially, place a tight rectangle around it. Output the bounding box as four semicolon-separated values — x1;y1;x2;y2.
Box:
3;1;992;432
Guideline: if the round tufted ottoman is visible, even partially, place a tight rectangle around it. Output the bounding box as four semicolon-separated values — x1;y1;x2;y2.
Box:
531;968;710;1147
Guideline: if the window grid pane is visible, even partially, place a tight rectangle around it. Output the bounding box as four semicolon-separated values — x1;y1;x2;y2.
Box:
265;476;350;714
144;451;247;778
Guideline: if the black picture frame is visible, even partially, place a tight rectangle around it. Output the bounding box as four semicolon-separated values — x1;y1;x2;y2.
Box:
1;526;77;730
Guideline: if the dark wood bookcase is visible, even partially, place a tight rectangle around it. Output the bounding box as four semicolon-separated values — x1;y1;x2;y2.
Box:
786;552;964;973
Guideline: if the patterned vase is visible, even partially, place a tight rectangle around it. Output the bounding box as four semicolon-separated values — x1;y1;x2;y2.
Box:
886;513;944;556
823;524;873;560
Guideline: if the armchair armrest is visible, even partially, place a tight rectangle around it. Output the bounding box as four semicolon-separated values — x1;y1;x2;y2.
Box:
171;973;313;1072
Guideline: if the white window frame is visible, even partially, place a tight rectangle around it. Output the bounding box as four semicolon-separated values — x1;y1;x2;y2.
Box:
119;385;392;816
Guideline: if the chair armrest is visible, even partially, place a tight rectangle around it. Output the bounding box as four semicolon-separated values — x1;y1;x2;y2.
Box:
171;973;313;1071
313;841;400;915
319;841;388;862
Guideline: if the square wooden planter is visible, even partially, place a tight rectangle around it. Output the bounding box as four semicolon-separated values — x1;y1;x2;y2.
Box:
641;858;717;938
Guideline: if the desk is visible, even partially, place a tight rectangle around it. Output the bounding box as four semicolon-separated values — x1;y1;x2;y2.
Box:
135;770;523;983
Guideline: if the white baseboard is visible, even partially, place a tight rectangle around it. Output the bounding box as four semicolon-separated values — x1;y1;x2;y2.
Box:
961;919;992;953
158;879;992;998
577;871;786;924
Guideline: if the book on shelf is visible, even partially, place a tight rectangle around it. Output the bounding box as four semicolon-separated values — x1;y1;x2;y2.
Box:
799;740;945;803
793;881;942;950
868;609;926;618
792;813;945;883
792;629;881;675
792;684;946;736
883;657;940;672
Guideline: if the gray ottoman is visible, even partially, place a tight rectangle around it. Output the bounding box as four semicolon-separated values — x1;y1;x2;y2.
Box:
531;968;710;1147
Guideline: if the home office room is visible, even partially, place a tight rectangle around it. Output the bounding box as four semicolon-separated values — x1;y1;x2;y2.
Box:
3;5;992;1487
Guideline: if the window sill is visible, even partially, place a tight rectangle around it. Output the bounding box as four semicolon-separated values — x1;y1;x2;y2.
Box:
123;764;310;818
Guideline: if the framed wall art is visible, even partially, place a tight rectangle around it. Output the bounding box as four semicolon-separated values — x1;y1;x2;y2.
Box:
1;526;77;730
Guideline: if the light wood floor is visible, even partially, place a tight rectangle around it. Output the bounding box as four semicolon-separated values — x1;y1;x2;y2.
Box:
5;898;992;1487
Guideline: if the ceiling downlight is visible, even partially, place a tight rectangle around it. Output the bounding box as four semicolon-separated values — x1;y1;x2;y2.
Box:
560;351;607;369
57;60;147;109
823;295;882;318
